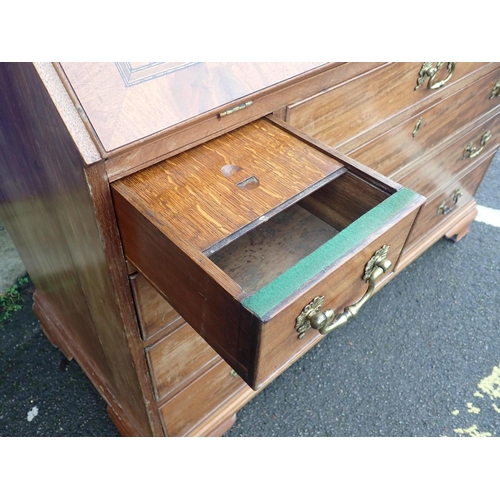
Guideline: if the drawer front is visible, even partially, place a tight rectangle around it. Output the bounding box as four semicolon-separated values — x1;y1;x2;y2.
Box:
349;67;500;178
112;118;425;389
395;113;500;199
159;360;248;437
146;322;220;401
285;62;489;150
404;155;493;249
251;206;421;385
129;272;184;340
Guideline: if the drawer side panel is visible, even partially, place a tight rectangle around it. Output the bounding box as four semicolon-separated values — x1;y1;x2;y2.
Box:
112;188;255;381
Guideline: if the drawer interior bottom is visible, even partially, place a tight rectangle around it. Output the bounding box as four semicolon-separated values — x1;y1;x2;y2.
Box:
210;204;338;294
209;171;389;295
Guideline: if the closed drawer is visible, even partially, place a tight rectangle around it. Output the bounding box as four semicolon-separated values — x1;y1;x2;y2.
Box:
112;118;425;389
404;154;493;249
159;360;248;437
146;321;220;401
285;62;489;150
396;113;500;199
349;67;500;178
129;272;184;340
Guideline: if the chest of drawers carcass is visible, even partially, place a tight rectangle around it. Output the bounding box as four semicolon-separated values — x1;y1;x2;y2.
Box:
0;62;498;436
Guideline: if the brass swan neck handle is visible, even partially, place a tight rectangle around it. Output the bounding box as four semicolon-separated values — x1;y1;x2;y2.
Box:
295;246;391;339
415;62;456;91
462;130;492;160
311;258;391;335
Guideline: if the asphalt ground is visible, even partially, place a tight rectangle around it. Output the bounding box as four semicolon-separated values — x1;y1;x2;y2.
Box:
1;153;499;437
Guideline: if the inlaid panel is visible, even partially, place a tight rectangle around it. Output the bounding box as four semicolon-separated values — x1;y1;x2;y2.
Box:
60;62;325;151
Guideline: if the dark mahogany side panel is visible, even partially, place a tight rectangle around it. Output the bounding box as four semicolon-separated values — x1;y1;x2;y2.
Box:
0;63;155;436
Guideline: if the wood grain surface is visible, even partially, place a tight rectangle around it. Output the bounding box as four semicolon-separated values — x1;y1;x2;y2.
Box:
286;62;490;152
348;66;500;178
60;62;326;152
2;61;496;436
249;204;422;388
146;322;220;401
112;119;345;254
159;360;248;437
101;62;382;180
396;199;478;273
395;113;500;198
112;122;424;388
0;63;160;436
210;204;339;294
404;156;492;249
129;272;184;341
112;186;251;378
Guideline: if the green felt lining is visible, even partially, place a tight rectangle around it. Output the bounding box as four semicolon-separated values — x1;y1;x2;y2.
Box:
241;188;419;319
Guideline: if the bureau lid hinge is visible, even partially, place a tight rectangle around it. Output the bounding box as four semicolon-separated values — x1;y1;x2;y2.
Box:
218;101;253;118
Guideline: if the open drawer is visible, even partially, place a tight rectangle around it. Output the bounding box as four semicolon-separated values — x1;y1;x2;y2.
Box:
112;118;425;389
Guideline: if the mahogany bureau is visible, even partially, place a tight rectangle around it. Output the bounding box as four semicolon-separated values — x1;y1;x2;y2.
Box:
0;62;498;436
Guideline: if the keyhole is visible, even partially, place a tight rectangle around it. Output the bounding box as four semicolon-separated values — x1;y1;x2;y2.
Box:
236;176;259;190
221;165;260;190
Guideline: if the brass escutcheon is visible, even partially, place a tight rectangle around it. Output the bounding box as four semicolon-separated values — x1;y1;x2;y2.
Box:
294;246;391;339
412;117;423;137
415;62;456;91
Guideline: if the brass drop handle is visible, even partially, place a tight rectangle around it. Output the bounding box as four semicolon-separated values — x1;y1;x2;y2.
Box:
295;246;391;339
462;130;492;159
415;62;456;91
437;189;463;216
